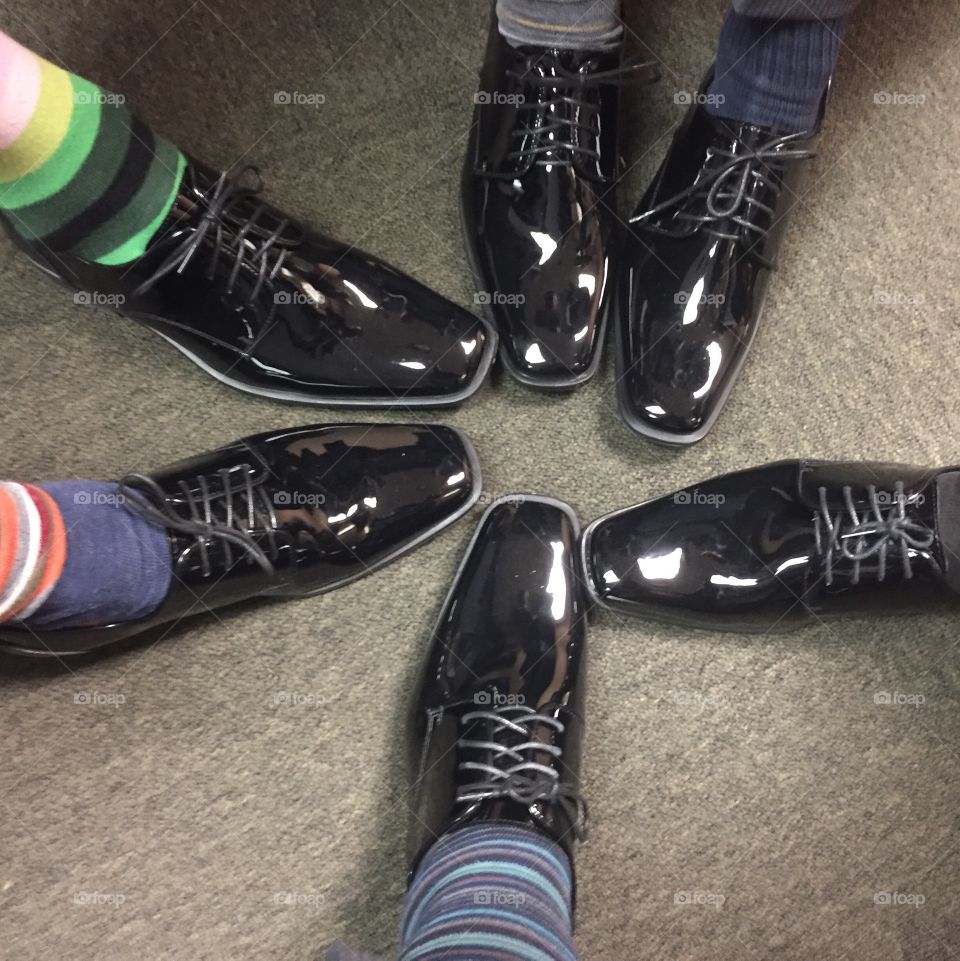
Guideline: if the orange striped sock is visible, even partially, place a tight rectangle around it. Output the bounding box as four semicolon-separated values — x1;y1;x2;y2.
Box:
0;481;68;623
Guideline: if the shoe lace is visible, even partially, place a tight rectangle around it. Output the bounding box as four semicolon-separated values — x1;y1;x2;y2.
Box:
502;53;658;169
117;466;279;579
455;703;589;841
813;483;935;587
630;131;815;268
133;165;297;316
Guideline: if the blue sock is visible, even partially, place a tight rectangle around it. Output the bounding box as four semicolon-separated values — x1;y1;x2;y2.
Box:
399;823;577;961
21;481;171;630
707;10;845;133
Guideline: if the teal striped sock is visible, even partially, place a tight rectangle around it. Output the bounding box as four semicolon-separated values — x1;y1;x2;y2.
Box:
399;824;577;961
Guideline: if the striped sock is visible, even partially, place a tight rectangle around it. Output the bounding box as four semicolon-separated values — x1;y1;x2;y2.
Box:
707;11;844;133
399;824;578;961
0;482;67;623
0;30;185;265
0;480;172;631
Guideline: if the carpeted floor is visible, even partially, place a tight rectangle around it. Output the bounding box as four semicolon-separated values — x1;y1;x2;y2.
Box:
2;1;959;959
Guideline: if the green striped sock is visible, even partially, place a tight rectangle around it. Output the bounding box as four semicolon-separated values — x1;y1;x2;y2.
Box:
0;32;185;265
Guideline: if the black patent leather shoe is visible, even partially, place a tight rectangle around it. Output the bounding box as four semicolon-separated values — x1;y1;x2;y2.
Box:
616;75;822;443
2;162;496;407
582;460;960;633
0;423;481;657
462;10;655;389
408;495;588;880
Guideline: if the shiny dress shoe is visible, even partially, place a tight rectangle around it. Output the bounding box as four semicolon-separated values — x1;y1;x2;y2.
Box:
462;10;655;389
408;495;588;882
582;460;960;633
0;423;481;657
616;74;823;444
2;162;496;407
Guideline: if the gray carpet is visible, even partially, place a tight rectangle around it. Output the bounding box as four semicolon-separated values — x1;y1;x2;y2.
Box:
2;1;959;959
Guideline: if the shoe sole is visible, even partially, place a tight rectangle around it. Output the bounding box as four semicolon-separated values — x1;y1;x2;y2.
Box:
14;236;499;409
458;179;611;392
0;426;484;658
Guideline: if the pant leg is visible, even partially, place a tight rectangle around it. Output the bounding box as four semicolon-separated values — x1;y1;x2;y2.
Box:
496;0;622;49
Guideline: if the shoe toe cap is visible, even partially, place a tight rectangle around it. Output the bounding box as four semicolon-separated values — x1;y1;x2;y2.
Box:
619;342;717;440
496;280;605;385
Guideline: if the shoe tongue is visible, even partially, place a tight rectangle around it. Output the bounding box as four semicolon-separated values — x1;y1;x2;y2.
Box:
705;114;773;150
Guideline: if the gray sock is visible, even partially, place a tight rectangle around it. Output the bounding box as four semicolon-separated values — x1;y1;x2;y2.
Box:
496;0;622;50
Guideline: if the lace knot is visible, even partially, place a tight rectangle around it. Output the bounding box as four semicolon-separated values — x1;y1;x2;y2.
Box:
118;466;278;579
133;165;295;319
455;702;588;841
813;482;935;586
631;130;815;265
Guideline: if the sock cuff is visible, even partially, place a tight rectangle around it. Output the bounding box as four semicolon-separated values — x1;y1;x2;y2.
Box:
400;823;576;961
0;481;66;623
16;486;67;619
0;31;186;265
